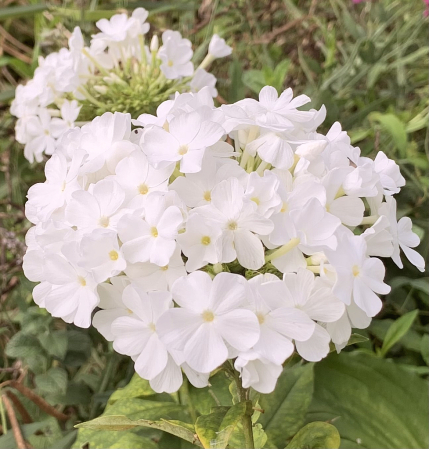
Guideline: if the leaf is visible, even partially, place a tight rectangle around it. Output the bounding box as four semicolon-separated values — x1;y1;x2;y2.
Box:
259;363;314;448
106;398;185;420
38;330;68;359
0;4;48;21
216;401;250;449
329;333;369;352
35;367;68;396
195;408;227;448
76;415;202;447
242;70;266;95
0;422;46;449
108;373;155;404
286;422;341;449
379;309;419;357
307;352;429;449
369;112;408;155
389;277;429;296
421;334;429;366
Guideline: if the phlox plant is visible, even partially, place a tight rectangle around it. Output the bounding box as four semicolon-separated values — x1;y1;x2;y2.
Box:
15;8;425;449
10;8;231;163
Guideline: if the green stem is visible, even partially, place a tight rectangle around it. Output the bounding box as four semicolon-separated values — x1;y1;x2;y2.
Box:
234;374;254;449
179;377;198;423
265;238;300;263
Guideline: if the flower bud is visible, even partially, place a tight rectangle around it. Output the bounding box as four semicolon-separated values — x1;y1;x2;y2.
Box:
150;35;159;52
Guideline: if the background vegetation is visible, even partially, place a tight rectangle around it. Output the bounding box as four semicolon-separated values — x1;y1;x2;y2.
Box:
0;1;428;448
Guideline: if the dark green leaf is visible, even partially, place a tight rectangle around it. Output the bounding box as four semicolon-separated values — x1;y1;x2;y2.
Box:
329;333;369;352
379;309;419;357
259;363;314;448
307;352;429;449
0;4;48;21
38;330;68;359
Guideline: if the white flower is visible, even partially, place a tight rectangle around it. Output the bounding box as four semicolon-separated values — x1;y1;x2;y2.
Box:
118;192;183;266
92;276;131;341
373;151;405;195
278;269;345;361
234;352;282;394
244;171;282;218
380;196;425;272
24;109;57;162
158;30;194;79
66;179;126;232
157;271;260;373
111;285;172;380
247;274;315;364
142;110;224;173
190;68;218;97
194;178;274;269
50;100;81;137
125;247;186;291
42;253;99;328
79;229;127;283
326;234;391;317
115;150;174;208
177;214;223;271
208;34;232;58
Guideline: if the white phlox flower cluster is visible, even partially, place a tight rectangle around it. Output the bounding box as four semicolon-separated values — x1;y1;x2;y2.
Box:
23;85;425;394
10;8;231;163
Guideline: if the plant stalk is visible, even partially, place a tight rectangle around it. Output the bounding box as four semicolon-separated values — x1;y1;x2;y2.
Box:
234;374;254;449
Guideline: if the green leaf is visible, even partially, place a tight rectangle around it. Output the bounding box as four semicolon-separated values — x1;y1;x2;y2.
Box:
307;352;429;449
217;401;250;449
76;415;202;447
369;112;408;155
259;363;314;448
108;373;155;404
379;309;419;357
286;422;341;449
0;4;48;21
421;334;429;366
242;70;266;95
195;408;227;448
35;367;68;396
106;398;185;420
0;422;47;449
38;330;68;359
329;333;369;352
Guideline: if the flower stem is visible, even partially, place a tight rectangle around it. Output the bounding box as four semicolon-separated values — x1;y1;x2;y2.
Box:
265;237;300;263
234;374;254;449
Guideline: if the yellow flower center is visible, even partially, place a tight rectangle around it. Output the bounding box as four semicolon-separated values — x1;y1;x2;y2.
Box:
160;265;169;271
109;250;119;261
352;265;360;277
201;236;211;246
256;312;265;324
167;60;174;67
228;221;238;231
78;276;86;287
280;202;288;213
178;145;189;155
138;184;149;195
99;216;110;228
148;322;156;332
203;191;211;202
151;227;158;237
202;310;215;322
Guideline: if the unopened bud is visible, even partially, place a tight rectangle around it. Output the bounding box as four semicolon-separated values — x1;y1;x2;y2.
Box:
93;85;108;94
150;35;159;52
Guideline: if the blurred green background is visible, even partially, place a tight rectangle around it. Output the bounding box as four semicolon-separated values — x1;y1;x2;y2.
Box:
0;1;428;448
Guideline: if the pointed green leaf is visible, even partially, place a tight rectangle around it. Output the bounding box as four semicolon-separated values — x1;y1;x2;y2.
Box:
329;333;369;352
216;401;250;449
380;309;419;357
369;112;408;154
76;415;202;447
259;363;314;448
420;334;429;366
285;422;340;449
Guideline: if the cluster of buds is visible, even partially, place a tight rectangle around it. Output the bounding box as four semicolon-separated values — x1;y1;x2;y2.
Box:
10;8;231;163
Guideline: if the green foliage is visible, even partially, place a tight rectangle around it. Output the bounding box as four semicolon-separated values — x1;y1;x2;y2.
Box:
259;363;314;448
308;352;429;449
378;309;419;357
285;422;341;449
